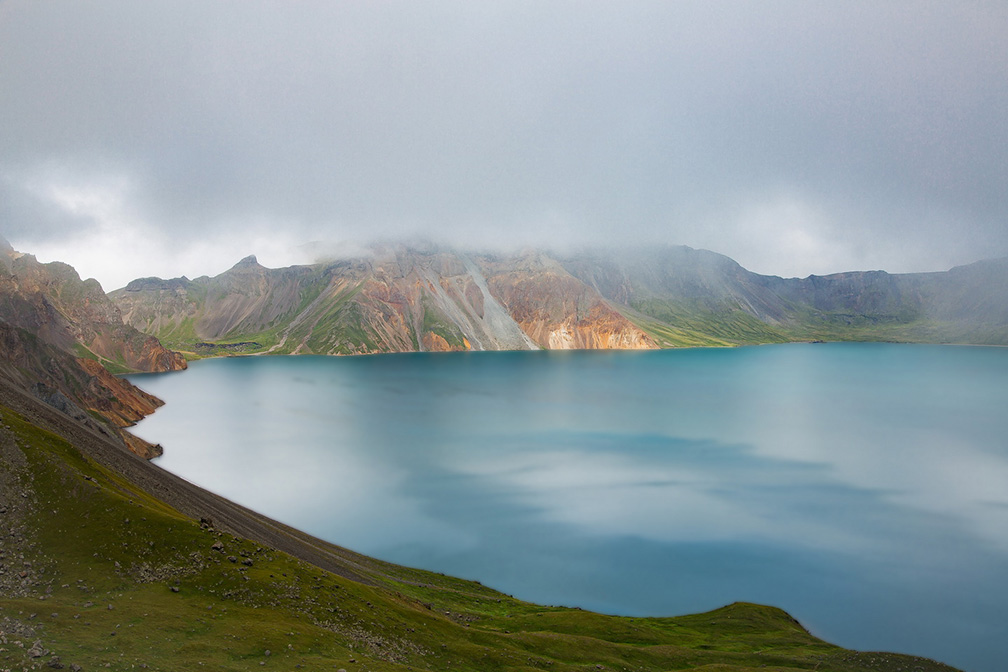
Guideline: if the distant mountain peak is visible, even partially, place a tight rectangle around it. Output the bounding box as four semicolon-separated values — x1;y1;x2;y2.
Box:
230;254;263;271
123;276;191;292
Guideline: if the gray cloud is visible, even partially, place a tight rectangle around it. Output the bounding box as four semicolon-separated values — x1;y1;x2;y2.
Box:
2;1;1006;288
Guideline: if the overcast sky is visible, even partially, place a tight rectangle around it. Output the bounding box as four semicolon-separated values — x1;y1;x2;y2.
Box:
2;1;1006;290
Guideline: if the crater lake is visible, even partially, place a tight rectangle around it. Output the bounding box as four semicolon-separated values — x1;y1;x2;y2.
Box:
128;343;1008;672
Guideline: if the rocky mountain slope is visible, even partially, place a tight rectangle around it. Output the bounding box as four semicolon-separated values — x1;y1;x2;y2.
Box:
112;244;1008;356
0;236;187;457
112;245;656;356
561;246;1008;345
1;237;187;373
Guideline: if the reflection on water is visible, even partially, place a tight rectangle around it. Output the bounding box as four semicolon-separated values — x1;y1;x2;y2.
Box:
129;344;1008;672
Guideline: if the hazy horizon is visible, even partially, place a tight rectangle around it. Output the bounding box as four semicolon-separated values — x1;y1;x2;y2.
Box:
3;2;1006;290
5;233;1003;293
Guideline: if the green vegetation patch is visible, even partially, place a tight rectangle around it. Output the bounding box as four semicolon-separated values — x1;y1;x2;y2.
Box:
70;341;135;375
421;295;469;349
626;298;790;347
304;284;385;354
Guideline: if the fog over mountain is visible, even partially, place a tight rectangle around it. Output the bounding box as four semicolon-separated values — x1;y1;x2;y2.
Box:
109;243;1008;353
2;2;1007;290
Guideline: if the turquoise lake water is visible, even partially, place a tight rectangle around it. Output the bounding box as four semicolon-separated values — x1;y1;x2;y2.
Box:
128;344;1008;672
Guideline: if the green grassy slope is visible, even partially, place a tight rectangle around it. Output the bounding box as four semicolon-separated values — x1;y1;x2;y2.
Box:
0;399;961;671
623;298;792;347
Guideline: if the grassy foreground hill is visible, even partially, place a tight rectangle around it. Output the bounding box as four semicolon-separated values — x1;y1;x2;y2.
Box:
0;378;961;672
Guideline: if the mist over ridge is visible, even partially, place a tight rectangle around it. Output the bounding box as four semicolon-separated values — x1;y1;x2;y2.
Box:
3;3;1007;290
108;241;1008;357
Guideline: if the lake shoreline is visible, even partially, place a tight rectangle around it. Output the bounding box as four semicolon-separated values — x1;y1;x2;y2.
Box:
1;355;967;672
127;344;1008;671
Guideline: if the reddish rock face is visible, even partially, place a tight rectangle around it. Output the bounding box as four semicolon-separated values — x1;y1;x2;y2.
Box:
477;254;657;351
137;335;189;372
1;244;186;374
421;331;470;352
0;242;187;459
77;358;163;426
0;320;168;459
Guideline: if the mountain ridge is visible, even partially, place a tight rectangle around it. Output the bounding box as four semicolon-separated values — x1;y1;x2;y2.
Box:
110;243;1008;356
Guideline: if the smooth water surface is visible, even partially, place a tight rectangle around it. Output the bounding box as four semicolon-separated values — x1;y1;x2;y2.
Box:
129;344;1008;672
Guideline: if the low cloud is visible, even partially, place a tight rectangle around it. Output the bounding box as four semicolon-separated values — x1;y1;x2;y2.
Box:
2;1;1006;286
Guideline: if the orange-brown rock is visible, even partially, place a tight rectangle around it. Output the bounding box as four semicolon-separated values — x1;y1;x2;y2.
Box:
121;431;164;459
0;320;167;459
0;240;185;459
78;358;164;426
478;254;658;351
421;331;471;352
1;243;186;373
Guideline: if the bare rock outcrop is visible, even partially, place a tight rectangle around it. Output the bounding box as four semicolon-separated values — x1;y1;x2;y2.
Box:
1;243;186;374
478;252;657;351
0;240;184;458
